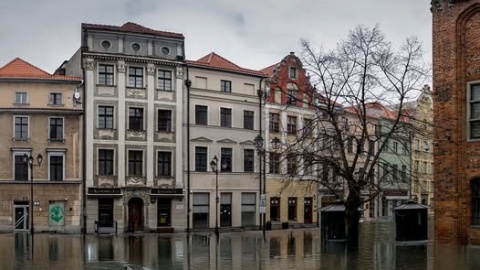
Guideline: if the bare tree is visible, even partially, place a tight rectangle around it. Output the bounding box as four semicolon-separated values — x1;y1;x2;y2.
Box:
275;25;429;247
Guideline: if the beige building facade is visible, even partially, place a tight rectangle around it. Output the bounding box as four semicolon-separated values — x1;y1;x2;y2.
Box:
0;58;83;233
186;53;265;230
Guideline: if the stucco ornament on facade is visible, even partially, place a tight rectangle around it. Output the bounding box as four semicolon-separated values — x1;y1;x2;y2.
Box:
147;64;155;76
84;59;95;70
117;61;126;73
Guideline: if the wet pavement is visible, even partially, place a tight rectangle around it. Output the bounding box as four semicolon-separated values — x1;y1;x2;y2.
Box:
1;221;480;269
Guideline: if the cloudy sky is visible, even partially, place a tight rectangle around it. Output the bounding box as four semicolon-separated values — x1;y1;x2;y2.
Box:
0;0;432;74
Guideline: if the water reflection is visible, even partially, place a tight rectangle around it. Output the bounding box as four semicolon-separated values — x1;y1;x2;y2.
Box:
3;222;480;269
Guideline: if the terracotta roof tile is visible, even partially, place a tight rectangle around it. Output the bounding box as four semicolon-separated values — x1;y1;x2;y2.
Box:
260;63;279;76
186;52;265;76
0;58;81;81
82;22;184;39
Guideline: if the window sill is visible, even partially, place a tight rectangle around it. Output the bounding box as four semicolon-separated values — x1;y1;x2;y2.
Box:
48;104;65;107
96;84;116;87
157;130;174;133
126;86;146;90
12;103;30;106
12;138;29;142
157;89;174;92
48;139;65;143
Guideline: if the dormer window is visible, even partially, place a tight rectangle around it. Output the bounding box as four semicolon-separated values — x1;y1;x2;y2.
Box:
289;67;297;79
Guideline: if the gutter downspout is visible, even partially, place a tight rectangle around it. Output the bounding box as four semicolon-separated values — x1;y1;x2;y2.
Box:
185;65;191;234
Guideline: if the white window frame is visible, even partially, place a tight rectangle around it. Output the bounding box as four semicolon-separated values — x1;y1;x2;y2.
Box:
15;92;28;104
49;92;63;106
12;150;31;180
468;81;480;140
157;69;174;91
48;116;64;141
97;63;116;86
48;150;65;181
13;115;29;140
127;66;144;88
97;105;115;129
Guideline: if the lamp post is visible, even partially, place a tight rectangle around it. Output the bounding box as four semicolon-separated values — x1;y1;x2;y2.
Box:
23;153;43;236
210;155;219;237
254;135;266;235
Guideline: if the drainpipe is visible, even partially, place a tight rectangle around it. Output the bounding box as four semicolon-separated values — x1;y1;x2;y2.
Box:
185;65;191;234
81;29;88;235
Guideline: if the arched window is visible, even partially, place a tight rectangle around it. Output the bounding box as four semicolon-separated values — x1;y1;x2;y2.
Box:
472;179;480;225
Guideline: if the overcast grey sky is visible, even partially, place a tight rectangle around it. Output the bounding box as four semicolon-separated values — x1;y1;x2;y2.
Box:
0;0;431;73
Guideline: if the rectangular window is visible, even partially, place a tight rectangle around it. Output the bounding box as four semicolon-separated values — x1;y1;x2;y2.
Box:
195;105;208;125
304;154;313;176
269;113;280;132
392;164;398;180
401;165;407;181
288;197;297;221
270;197;280;222
287;90;297;106
269;152;280;174
347;136;354;153
322;162;329;182
14;116;28;139
98;64;114;85
472;180;480;225
128;150;143;176
49;93;62;105
415;139;420;151
393;142;398;153
303;118;313;137
128;67;143;88
221;148;232;172
414;160;419;173
287;116;297;134
368;140;375;155
157;70;172;91
158;151;172;177
129;107;144;130
470;84;480;138
241;193;256;226
14;154;28;181
98;149;114;175
423;161;428;174
98;106;114;129
289;67;297;79
244;149;254;172
15;92;28;104
287;154;297;175
220;108;232;128
49;153;64;181
158;110;172;132
221;80;232;93
195;147;207;172
243;110;254;130
49;117;63;140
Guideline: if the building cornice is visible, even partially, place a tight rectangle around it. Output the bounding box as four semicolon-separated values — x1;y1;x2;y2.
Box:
83;52;183;67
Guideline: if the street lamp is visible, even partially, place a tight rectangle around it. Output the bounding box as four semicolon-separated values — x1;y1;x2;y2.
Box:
254;135;266;235
271;137;281;150
210;155;219;237
23;153;43;236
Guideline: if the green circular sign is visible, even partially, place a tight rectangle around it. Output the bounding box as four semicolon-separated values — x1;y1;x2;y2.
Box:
50;205;64;223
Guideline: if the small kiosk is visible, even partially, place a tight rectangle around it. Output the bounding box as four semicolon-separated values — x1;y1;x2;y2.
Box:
320;201;346;241
394;201;428;241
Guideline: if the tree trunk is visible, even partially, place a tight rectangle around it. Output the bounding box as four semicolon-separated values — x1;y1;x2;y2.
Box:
345;191;361;249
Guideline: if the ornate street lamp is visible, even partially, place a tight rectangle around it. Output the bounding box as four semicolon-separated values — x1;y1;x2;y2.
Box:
23;153;43;236
271;137;281;150
210;155;219;237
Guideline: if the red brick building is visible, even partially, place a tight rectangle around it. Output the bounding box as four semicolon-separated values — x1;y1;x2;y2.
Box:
433;0;480;244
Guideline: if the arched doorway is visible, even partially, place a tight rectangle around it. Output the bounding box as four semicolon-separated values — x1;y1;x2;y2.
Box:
128;197;144;232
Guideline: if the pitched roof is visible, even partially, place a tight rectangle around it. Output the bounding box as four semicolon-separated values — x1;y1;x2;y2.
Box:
260;62;279;76
82;22;184;39
186;52;265;76
0;58;81;81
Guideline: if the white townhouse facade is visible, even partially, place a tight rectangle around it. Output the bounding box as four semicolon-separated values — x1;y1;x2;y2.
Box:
63;22;186;233
185;53;266;230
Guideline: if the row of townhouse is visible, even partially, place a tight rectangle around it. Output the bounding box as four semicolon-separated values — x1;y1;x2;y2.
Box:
0;22;433;234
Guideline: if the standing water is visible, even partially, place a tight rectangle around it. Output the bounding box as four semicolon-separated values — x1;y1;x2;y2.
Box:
1;221;480;269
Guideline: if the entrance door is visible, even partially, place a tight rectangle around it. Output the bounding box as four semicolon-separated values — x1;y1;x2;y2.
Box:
128;198;144;232
98;198;114;228
14;204;29;231
220;193;232;227
304;197;313;224
157;198;171;227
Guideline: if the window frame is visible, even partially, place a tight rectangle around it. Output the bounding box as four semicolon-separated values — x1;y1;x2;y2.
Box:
270;197;280;222
472;179;480;225
221;148;233;172
287;116;297;134
220;107;232;128
128;66;144;88
220;80;232;93
48;151;65;181
13;151;29;181
128;150;143;176
98;63;115;86
244;149;254;172
49;92;63;105
269;113;280;133
48;117;64;141
243;110;254;130
195;146;208;172
157;151;172;177
98;149;114;176
195;105;208;125
98;106;115;129
158;109;173;132
128;107;144;131
15;92;28;104
157;69;173;91
288;67;297;79
13;115;29;140
269;152;280;174
288;197;297;221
